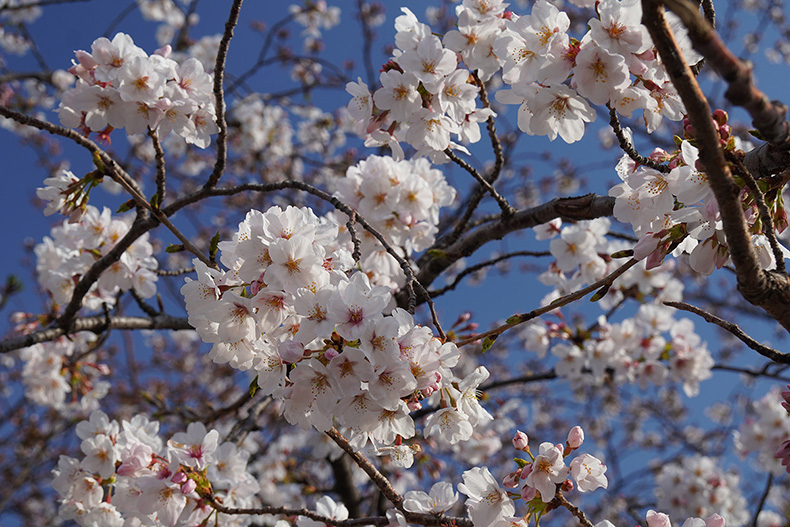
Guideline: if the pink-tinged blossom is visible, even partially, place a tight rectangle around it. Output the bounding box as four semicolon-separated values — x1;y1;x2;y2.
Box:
80;435;118;479
373;70;422;123
458;467;515;527
424;407;473;444
398;35;457;93
646;510;672;527
572;43;631;105
524;442;569;502
297;496;349;527
346;77;372;122
403;482;458;514
529;84;595;143
405;108;460;152
168;422;219;470
328;272;391;340
569;453;608;492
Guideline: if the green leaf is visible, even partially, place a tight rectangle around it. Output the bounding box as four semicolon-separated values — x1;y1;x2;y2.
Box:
590;284;610;302
426;249;447;258
506;314;522;325
249;376;259;397
116;199;136;213
514;457;529;468
150;193;160;209
166;244;185;253
481;335;497;353
209;231;221;261
748;129;764;140
610;249;634;259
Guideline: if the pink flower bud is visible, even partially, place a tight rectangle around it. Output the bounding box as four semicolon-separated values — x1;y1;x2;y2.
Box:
712;109;728;125
324;348;340;361
646;510;672;527
512;430;529;450
278;341;305;363
520;462;533;480
407;398;422;412
567;426;584;449
521;485;536;501
503;470;521;488
561;478;573;492
180;478;197;495
171;471;187;484
705;514;726;527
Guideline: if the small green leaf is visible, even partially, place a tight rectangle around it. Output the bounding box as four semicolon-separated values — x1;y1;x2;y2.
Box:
92;151;105;172
249;376;259;397
590;284;610;302
426;249;447;258
506;314;522;325
514;457;529;468
116;199;135;213
166;244;185;253
481;335;497;353
610;249;634;259
748;129;764;140
150;193;160;209
209;231;221;261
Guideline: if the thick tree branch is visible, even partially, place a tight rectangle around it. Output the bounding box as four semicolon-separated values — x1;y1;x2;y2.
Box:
412;194;615;300
0;314;191;354
643;0;790;334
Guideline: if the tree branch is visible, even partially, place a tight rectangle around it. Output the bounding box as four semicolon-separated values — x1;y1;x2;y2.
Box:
0;314;191;354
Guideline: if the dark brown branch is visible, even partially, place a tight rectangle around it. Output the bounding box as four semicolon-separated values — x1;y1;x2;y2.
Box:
412;194;616;299
0;0;87;9
643;0;790;334
555;490;594;527
444;148;515;217
0;105;143;196
149;129;167;207
664;301;790;363
727;153;785;273
204;0;243;189
607;105;670;173
325;427;405;510
429;250;551;298
663;0;790;147
0;314;191;354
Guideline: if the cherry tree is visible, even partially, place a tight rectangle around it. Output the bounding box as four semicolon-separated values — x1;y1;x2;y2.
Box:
0;0;789;526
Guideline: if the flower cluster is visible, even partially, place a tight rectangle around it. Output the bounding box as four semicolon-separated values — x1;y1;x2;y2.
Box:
610;113;788;276
346;6;495;159
34;204;158;311
655;455;749;527
51;411;258;527
527;218;714;396
733;386;790;474
57;32;218;147
181;203;480;461
18;332;109;413
331;154;456;289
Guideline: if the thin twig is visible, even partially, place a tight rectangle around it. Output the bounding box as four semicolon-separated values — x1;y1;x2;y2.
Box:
664;301;790;364
607;105;670;173
750;473;773;527
726;152;785;273
156;266;195;276
445;148;515;217
204;0;243;189
456;258;639;348
555;490;595;527
0;0;88;9
429;250;551;298
149;128;167;207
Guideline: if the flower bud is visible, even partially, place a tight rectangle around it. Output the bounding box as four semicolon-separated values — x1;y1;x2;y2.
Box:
503;469;521;488
704;514;725;527
713;109;728;126
567;426;584;449
513;430;529;450
521;485;537;501
180;478;197;495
